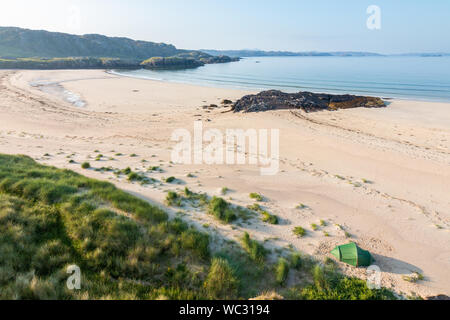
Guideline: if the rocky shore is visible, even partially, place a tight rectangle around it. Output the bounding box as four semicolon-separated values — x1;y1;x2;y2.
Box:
232;90;386;113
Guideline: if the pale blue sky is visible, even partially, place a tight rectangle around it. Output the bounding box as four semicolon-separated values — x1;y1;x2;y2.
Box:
0;0;449;53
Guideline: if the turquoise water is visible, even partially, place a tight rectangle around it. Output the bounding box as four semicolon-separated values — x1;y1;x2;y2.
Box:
113;56;450;102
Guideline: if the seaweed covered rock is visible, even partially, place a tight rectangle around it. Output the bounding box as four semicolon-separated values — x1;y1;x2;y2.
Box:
232;90;386;113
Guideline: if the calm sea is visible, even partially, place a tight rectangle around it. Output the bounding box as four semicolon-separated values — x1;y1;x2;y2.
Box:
112;56;450;102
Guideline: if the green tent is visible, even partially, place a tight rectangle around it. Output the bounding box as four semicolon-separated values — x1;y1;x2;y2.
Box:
330;242;373;267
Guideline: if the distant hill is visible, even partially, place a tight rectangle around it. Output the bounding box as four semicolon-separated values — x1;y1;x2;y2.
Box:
0;27;238;70
202;49;450;58
200;49;383;58
0;27;182;59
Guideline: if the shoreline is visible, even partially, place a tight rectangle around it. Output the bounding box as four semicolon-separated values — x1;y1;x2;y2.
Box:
1;69;449;297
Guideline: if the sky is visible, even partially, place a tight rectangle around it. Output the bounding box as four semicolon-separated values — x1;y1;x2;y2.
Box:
0;0;449;54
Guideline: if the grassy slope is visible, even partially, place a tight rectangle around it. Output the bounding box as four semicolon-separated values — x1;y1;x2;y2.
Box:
0;154;395;300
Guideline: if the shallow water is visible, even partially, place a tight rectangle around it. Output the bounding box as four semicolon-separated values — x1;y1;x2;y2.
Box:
113;56;450;102
30;80;86;107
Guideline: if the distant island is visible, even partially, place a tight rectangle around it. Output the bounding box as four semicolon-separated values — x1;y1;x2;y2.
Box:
0;27;238;70
201;49;450;58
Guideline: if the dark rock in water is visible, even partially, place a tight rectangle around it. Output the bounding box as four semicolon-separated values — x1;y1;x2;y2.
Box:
232;90;386;113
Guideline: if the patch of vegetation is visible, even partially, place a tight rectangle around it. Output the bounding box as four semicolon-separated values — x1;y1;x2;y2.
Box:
165;177;176;183
293;227;307;238
311;223;319;231
402;272;424;283
0;154;210;299
289;253;302;269
81;162;90;169
208;197;237;223
0;154;397;300
261;212;279;225
221;187;229;195
204;258;239;299
241;233;267;264
275;258;290;285
166;191;182;207
286;265;396;300
296;203;308;210
249;193;263;202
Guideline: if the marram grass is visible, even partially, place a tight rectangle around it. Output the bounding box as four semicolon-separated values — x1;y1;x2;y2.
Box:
0;154;395;300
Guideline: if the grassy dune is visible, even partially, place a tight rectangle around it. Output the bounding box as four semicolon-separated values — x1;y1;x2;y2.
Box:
0;154;395;300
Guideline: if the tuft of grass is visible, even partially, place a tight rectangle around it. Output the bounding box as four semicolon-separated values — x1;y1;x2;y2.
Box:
166;191;181;207
208;197;237;223
249;193;263;202
296;203;308;210
165;177;176;183
204;258;239;299
311;223;319;231
247;203;262;212
275;258;290;285
289;253;302;269
130;154;138;157
293;227;307;238
241;232;267;264
261;211;279;225
320;220;327;227
221;187;229;195
403;272;424;283
81;162;90;169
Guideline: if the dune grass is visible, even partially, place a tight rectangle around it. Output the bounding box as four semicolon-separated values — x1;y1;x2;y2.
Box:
0;154;396;300
208;197;237;223
275;258;290;285
0;154;208;299
241;232;267;265
293;227;307;238
249;193;263;202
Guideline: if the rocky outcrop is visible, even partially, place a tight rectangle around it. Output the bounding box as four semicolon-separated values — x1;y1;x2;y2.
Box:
232;90;386;113
141;57;204;70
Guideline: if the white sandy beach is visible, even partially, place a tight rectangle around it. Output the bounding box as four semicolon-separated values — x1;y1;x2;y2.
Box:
0;69;449;298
